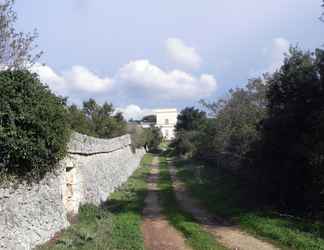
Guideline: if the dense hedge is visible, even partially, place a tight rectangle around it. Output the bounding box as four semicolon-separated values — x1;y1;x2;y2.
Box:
0;70;70;180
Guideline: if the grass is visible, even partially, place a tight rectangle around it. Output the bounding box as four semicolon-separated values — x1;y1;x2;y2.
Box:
175;158;324;250
38;153;153;250
158;156;226;250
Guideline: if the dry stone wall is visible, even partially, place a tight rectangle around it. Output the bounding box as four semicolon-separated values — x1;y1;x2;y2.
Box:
0;133;145;250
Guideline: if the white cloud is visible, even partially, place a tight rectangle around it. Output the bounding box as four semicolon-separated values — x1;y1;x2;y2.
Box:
63;65;113;92
250;37;290;77
118;59;217;100
267;37;290;73
31;59;217;103
31;64;113;96
166;38;202;69
31;63;66;93
116;104;153;121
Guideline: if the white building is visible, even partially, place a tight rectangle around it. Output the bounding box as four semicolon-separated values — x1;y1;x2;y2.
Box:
154;108;178;140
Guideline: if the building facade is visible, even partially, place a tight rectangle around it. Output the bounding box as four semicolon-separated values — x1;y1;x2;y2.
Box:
155;108;178;140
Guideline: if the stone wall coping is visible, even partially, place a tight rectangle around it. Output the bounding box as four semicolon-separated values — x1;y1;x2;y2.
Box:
68;132;131;155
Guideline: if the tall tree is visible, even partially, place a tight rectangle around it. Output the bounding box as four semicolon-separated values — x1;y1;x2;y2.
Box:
257;48;324;213
0;0;42;69
70;99;126;139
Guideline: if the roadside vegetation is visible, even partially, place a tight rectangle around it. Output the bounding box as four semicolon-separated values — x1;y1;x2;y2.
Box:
170;14;324;248
0;70;71;181
38;153;152;250
174;158;324;250
171;47;324;219
158;156;226;250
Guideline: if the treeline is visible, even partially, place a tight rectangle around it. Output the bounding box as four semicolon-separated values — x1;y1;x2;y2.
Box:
172;48;324;217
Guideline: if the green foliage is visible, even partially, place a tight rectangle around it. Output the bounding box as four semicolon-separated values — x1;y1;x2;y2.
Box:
256;48;324;213
172;47;324;218
173;78;266;162
127;123;162;151
200;78;267;163
0;70;70;180
171;130;199;157
68;99;127;139
176;159;324;250
127;123;147;149
175;107;207;132
144;126;163;152
172;107;207;157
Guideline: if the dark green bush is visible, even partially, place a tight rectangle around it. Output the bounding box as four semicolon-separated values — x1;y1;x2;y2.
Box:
0;70;70;180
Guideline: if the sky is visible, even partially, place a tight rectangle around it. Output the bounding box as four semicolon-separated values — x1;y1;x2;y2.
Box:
15;0;324;120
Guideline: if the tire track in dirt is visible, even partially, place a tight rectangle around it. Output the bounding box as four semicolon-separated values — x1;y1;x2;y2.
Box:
141;157;191;250
168;161;280;250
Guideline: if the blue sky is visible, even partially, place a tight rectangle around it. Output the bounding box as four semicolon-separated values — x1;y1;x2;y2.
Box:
15;0;323;119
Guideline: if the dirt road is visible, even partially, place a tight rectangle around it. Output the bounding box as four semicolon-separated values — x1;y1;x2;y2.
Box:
141;157;191;250
168;162;279;250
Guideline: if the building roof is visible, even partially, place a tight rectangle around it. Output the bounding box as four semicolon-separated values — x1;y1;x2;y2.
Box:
154;108;177;114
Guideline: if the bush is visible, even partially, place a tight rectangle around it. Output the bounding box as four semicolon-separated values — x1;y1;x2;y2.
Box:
145;126;163;152
127;123;147;149
0;70;70;180
171;130;198;157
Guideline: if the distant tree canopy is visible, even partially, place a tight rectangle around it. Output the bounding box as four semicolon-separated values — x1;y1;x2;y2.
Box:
68;99;127;139
0;0;42;69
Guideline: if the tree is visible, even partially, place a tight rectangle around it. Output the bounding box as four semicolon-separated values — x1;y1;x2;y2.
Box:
144;126;162;152
175;107;207;131
68;104;93;136
200;78;267;163
68;99;126;139
0;0;42;69
257;48;324;213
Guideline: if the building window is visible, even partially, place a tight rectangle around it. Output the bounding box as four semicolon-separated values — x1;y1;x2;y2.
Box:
165;118;169;125
165;129;169;137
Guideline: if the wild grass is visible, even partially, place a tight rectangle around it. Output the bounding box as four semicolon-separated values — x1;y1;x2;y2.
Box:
38;153;153;250
158;156;226;250
175;159;324;250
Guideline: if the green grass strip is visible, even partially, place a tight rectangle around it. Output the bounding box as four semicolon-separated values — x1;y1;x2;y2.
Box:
175;159;324;250
38;153;153;250
158;156;226;250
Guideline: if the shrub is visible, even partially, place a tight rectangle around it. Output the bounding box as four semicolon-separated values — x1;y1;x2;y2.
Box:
0;70;70;180
127;123;147;149
145;126;163;152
